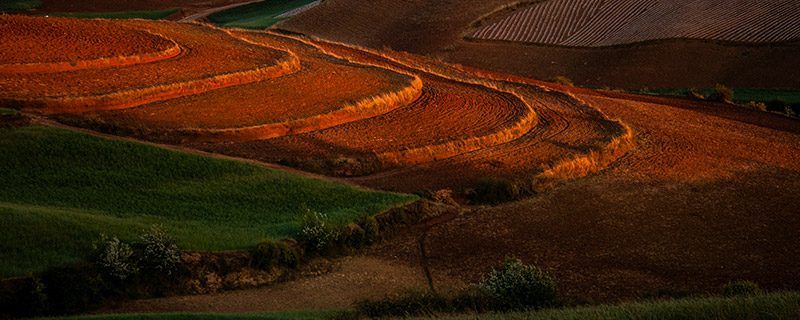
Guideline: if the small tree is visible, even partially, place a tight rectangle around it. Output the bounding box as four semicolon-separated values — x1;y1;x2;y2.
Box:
722;280;760;297
479;256;556;310
299;209;339;253
98;236;138;280
252;239;298;270
469;177;518;204
139;225;180;274
710;84;734;102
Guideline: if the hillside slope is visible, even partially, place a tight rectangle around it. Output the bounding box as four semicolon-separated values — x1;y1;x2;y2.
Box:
277;0;800;89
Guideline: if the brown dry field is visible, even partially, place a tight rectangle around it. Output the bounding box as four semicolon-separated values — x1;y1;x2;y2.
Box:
103;83;800;314
4;10;800;315
278;0;800;89
0;18;288;100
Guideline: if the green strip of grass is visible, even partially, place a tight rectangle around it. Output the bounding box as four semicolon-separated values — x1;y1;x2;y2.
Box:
628;88;800;105
0;126;417;278
43;8;180;20
0;108;18;115
41;292;800;320
419;291;800;320
46;310;336;320
208;0;318;29
0;0;41;12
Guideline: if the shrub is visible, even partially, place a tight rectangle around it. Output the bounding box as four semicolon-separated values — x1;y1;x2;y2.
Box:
469;177;518;204
251;239;298;270
345;225;367;250
552;76;574;86
41;266;103;315
139;224;181;274
722;280;760;297
355;289;451;318
3;276;49;318
98;236;138;280
709;84;734;102
479;256;557;310
745;101;768;111
362;216;380;245
766;98;788;112
299;209;340;253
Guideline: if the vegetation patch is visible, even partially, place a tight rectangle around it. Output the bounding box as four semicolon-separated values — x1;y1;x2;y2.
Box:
628;87;800;105
0;0;40;12
0;126;417;278
0;108;18;115
208;0;319;29
43;9;180;20
413;291;800;320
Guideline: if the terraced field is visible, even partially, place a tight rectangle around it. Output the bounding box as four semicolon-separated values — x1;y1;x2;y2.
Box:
3;15;627;189
470;0;800;46
4;6;800;315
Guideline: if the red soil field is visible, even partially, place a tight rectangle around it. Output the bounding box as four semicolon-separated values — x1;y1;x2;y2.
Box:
0;15;175;65
368;93;800;302
87;31;419;138
0;18;295;112
9;14;799;310
277;0;800;89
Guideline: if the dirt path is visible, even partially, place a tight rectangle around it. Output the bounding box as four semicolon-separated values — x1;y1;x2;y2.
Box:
97;256;433;314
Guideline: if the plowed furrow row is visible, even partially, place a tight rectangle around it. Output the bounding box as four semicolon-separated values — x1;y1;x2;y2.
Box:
470;0;800;46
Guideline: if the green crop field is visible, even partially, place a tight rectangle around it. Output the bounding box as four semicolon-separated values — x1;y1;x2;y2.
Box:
0;0;41;12
47;310;336;320
0;126;417;278
422;291;800;320
44;292;800;320
208;0;318;29
43;8;179;20
628;88;800;105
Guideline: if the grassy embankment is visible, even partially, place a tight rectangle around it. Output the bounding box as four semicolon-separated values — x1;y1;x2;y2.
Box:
208;0;318;29
0;0;41;12
0;108;19;115
628;87;800;105
0;126;417;278
42;9;180;20
44;291;800;320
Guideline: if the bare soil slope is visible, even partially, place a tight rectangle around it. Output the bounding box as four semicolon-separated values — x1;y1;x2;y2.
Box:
278;0;800;89
7;14;800;313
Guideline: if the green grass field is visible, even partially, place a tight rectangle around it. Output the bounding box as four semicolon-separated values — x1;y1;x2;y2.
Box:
0;0;41;12
628;88;800;105
43;8;179;20
47;310;336;320
207;0;317;29
0;126;417;278
0;108;18;115
423;291;800;320
44;292;800;320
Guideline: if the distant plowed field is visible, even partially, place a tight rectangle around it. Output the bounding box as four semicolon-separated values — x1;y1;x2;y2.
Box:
470;0;800;46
